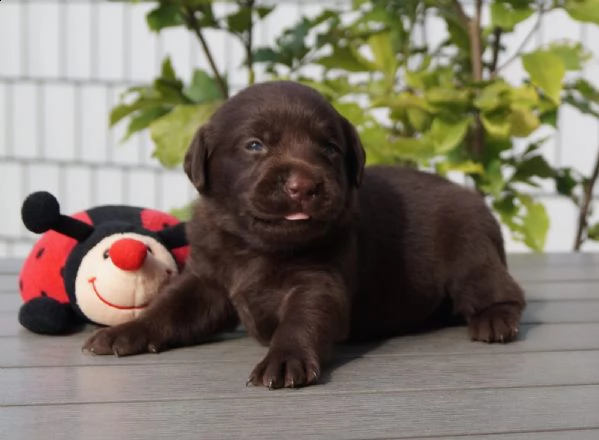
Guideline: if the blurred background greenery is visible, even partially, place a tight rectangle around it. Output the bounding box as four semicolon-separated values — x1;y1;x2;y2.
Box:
109;0;599;253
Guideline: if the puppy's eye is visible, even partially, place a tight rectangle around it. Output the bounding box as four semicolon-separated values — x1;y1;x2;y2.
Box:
323;143;339;155
246;140;265;152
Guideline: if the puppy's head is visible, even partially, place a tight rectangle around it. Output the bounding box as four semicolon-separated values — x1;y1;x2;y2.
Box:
184;81;366;249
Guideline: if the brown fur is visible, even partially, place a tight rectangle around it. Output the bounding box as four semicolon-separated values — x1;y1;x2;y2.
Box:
83;81;526;389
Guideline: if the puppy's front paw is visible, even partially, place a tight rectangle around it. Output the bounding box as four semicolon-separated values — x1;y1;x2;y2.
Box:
468;303;521;343
247;348;320;390
82;321;157;356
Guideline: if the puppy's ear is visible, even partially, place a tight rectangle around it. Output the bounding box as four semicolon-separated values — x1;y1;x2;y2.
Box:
341;117;366;187
184;125;211;193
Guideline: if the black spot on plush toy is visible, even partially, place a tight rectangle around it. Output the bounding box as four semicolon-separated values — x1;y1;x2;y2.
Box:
18;191;190;335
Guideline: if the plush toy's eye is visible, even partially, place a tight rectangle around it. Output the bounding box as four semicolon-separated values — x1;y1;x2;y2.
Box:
146;245;153;254
103;249;109;260
245;140;265;152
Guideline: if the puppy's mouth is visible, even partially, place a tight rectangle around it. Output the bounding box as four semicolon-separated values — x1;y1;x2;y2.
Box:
252;213;313;225
248;209;325;236
284;212;311;221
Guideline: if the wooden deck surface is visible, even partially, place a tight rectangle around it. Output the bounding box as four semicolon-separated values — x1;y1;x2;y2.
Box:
1;253;599;439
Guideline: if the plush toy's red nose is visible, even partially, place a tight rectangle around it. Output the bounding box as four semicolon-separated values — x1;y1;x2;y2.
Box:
109;238;148;271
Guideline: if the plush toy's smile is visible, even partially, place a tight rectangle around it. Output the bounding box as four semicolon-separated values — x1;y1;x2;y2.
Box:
88;277;149;310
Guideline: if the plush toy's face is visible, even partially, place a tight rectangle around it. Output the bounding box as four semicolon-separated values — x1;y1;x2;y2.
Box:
74;232;177;326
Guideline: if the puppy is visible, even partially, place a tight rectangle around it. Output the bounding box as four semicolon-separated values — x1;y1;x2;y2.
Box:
83;81;525;389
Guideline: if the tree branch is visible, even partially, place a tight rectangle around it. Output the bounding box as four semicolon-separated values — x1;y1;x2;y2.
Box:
450;0;469;28
469;0;483;83
574;145;599;251
496;5;544;73
245;0;255;85
184;7;229;98
465;0;484;161
489;27;502;76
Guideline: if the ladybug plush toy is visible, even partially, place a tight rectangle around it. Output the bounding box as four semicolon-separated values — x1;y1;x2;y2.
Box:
18;191;190;335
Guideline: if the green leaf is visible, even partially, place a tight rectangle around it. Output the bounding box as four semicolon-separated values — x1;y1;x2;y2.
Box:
226;7;251;34
441;12;470;52
406;66;454;91
406;107;432;132
565;0;599;25
253;47;280;63
150;102;222;168
483;137;513;166
565;78;599;118
122;106;170;142
160;57;177;81
563;94;599;118
481;110;511;138
378;92;434;112
119;85;161;101
169;203;193;222
494;193;518;219
437;160;484;175
358;124;393;165
540;107;558;127
512;155;555;183
588;222;599;241
522;50;565;104
508;104;540;137
183;69;224;103
509;84;539;106
367;31;398;80
425;87;472;109
426;115;472;154
332;101;368;126
480;160;505;197
295;78;342;100
256;6;275;19
389;137;436;161
490;1;534;30
110;103;142;127
474;81;511;111
520;195;549;252
153;78;189;104
316;46;375;72
547;41;591;71
109;99;165;127
521;136;551;157
571;78;599;101
146;4;184;32
554;167;579;197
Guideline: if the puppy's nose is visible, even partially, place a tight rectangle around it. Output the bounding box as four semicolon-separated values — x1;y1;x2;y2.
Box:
284;172;318;201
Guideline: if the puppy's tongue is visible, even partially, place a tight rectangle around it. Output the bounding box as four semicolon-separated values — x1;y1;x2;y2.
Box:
285;212;311;221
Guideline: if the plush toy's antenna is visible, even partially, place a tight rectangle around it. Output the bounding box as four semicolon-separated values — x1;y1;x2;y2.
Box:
21;191;94;242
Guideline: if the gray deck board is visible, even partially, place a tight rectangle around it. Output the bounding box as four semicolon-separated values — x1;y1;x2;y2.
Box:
3;350;599;406
2;385;599;440
2;299;599;338
1;253;598;439
401;430;599;440
3;322;599;368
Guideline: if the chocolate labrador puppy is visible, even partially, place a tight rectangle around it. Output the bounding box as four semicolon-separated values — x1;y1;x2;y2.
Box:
83;81;525;389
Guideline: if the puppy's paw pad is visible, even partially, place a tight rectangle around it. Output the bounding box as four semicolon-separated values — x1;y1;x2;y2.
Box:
247;349;320;390
82;322;154;356
468;304;522;344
